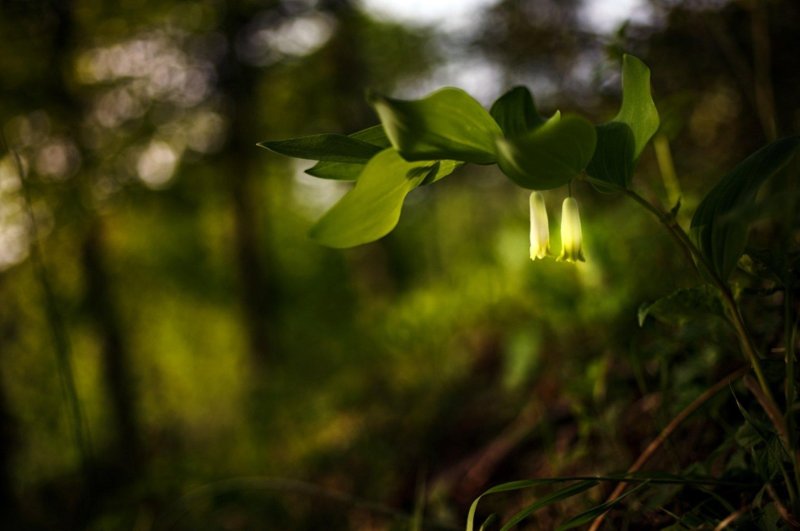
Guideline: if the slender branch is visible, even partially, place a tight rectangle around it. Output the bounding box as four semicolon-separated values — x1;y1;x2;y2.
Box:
587;366;748;531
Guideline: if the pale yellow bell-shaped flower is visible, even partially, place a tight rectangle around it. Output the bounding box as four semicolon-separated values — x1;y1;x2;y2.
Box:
557;197;585;262
529;191;550;260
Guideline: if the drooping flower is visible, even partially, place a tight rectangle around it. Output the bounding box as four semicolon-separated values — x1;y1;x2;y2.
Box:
529;191;550;260
557;197;585;262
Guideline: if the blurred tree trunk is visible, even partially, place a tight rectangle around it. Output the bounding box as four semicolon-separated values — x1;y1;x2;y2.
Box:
219;6;279;369
48;0;141;469
80;220;141;466
0;297;19;523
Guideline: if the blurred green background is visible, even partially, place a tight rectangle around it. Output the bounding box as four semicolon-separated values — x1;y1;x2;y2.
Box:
1;0;799;529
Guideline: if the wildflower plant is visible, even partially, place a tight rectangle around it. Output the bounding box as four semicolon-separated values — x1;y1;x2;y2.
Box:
260;55;800;529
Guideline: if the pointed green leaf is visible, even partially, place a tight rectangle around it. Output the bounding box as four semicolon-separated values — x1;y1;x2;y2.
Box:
690;136;800;280
309;149;458;248
478;515;497;531
585;55;657;190
556;481;650;531
586;122;636;192
490;86;546;138
614;54;659;158
370;87;503;164
496;114;597;190
498;481;599;531
306;125;391;181
347;124;391;147
258;133;382;163
305;160;365;181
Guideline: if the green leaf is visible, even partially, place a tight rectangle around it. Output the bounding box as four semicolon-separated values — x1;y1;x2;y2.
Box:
306;125;391;181
309;149;458;248
490;86;545;138
556;481;650;531
478;514;497;531
305;160;364;181
370;87;503;164
586;122;636;192
466;474;753;531
614;54;659;158
495;114;597;190
637;285;723;327
258;133;382;163
347;124;391;147
585;55;658;191
690;136;800;281
498;481;599;531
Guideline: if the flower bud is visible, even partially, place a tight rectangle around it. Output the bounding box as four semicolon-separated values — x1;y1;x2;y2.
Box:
557;197;585;262
529;191;550;260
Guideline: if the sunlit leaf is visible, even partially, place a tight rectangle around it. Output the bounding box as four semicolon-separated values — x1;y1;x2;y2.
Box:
370;87;502;164
347;124;391;147
490;86;545;138
258;133;382;163
306;125;391;181
614;54;659;158
586;55;657;191
309;149;458;247
495;114;596;190
586;122;636;192
690;136;800;281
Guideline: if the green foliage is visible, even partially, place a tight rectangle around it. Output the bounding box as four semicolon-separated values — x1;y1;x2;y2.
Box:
305;125;391;181
370;87;502;164
258;133;383;163
555;481;650;530
261;55;668;248
489;86;545;138
613;54;660;159
496;480;599;531
309;149;458;247
690;136;800;281
585;122;635;191
495;114;597;190
586;54;658;191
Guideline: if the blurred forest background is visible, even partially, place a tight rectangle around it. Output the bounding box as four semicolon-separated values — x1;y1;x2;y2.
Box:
1;0;799;529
